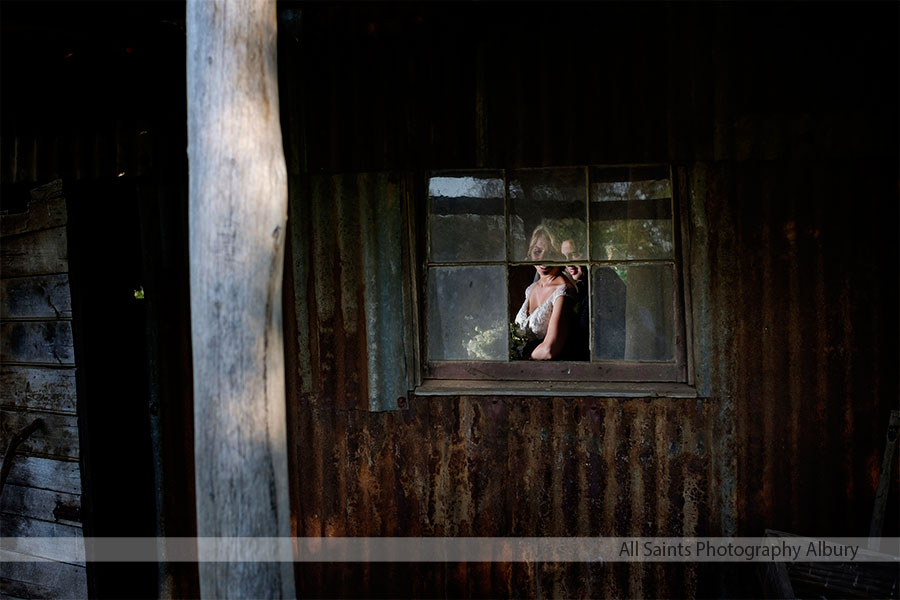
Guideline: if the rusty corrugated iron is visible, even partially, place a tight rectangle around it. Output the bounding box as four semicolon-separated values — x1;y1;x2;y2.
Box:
290;395;715;597
1;3;186;187
288;172;413;411
280;4;897;596
285;159;897;598
696;160;898;540
0;117;184;186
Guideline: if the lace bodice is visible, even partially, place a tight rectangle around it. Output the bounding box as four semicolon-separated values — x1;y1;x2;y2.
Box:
514;282;569;341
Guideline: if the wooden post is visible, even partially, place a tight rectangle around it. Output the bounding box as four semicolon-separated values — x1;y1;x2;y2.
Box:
187;1;295;597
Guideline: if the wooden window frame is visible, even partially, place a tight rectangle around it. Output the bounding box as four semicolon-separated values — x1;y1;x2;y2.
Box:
412;164;695;394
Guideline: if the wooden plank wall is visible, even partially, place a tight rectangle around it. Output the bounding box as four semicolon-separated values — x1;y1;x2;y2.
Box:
0;180;87;599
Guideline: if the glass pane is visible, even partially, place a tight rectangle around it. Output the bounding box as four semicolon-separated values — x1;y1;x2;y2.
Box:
427;266;508;360
507;264;591;361
592;263;674;361
508;167;587;264
429;172;505;262
590;166;673;260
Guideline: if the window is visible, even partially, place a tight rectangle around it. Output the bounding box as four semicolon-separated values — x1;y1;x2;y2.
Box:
422;165;689;384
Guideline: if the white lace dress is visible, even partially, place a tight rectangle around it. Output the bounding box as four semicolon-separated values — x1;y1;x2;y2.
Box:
514;282;569;342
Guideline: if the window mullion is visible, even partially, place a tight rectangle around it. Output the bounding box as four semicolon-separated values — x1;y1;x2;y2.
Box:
503;169;511;361
503;169;510;264
585;165;593;362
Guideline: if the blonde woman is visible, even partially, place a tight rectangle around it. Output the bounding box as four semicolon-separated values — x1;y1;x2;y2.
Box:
514;226;575;360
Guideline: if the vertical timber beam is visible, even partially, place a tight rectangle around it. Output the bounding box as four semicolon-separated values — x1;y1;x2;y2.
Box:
187;1;295;598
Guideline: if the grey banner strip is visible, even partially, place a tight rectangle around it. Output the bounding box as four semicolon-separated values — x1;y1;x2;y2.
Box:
2;537;898;563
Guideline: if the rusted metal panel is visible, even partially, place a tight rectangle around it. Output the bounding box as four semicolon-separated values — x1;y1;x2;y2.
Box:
693;159;899;540
1;3;187;186
290;396;715;597
358;174;410;410
282;3;898;597
0;121;164;186
290;172;411;411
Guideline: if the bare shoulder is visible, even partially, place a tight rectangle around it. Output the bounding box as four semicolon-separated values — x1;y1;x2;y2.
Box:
551;282;573;305
558;279;577;296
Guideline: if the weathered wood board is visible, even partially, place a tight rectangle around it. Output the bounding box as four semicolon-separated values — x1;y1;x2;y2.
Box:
0;410;80;460
0;180;83;600
0;366;76;413
0;455;81;494
0;322;74;365
0;195;66;238
0;550;87;600
0;227;68;277
0;274;72;320
0;515;84;562
0;483;81;526
27;179;64;203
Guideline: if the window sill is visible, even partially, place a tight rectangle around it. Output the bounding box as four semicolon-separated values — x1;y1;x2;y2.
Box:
415;379;698;398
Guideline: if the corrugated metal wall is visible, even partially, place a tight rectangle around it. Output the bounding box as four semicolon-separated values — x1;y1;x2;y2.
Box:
281;2;898;597
289;396;717;598
287;173;414;412
696;159;899;538
0;2;185;187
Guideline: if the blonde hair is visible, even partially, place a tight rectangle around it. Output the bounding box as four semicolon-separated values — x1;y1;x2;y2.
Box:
526;225;564;261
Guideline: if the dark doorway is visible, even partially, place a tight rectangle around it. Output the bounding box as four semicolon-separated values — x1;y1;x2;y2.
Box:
66;177;198;599
66;178;158;598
